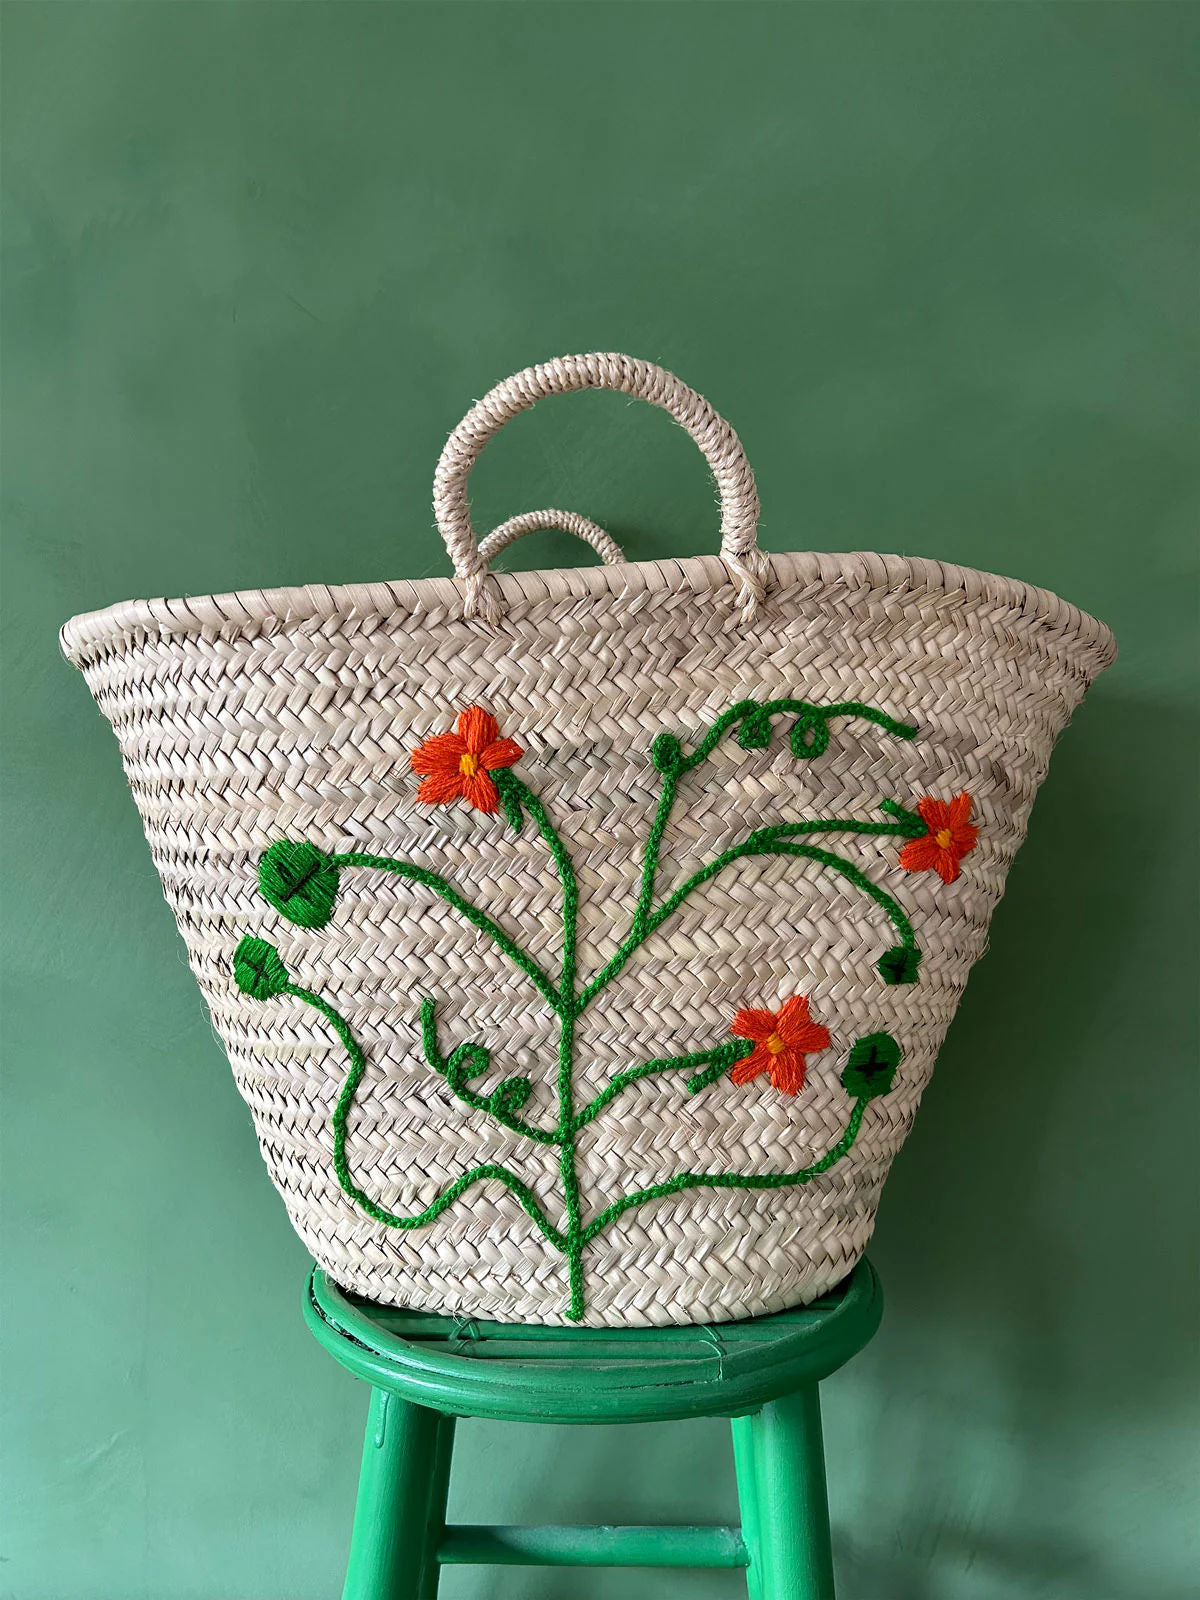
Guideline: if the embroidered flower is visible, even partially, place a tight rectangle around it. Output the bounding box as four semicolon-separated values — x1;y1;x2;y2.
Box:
729;996;832;1096
410;706;523;814
898;793;978;884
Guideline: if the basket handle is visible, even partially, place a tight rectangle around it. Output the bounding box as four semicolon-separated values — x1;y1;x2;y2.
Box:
477;508;625;570
433;353;765;622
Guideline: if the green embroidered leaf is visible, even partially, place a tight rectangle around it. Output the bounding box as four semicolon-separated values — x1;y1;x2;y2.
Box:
880;798;927;839
490;1077;533;1116
790;711;830;760
259;840;340;929
650;731;683;775
233;936;290;1000
842;1032;901;1099
737;708;773;749
878;945;921;985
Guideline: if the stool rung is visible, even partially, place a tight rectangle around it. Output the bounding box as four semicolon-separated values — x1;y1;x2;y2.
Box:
438;1523;749;1569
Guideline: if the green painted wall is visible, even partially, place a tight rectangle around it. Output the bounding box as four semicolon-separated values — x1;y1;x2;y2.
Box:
3;3;1196;1596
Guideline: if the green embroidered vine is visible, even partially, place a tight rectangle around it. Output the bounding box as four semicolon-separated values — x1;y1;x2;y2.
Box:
234;696;931;1319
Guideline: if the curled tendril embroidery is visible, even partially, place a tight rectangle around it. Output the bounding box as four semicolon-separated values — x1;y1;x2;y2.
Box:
234;696;977;1320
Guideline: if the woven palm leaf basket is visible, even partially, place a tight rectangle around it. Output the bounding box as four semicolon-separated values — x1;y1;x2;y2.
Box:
62;353;1116;1327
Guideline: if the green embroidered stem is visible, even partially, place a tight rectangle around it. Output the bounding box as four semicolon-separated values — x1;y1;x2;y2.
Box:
742;839;917;950
581;1097;869;1246
581;815;918;1008
753;816;925;843
494;773;578;1004
681;699;917;773
242;693;925;1319
510;775;587;1317
333;852;564;1015
235;937;881;1313
493;771;588;1320
419;998;560;1145
631;773;680;938
557;1009;586;1320
284;982;567;1250
633;699;915;939
684;1051;749;1094
573;1039;754;1133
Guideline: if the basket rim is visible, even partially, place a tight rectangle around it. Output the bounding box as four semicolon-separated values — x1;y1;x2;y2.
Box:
59;547;1117;669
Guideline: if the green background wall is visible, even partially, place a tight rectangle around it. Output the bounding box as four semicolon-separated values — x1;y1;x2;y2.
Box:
3;4;1196;1596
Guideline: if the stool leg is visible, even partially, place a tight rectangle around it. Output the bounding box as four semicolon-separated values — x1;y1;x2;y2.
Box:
418;1413;456;1600
731;1411;765;1600
731;1385;836;1600
342;1388;448;1600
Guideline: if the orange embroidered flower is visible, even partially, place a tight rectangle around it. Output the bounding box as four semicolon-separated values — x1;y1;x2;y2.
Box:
729;996;832;1096
409;706;523;814
898;793;978;884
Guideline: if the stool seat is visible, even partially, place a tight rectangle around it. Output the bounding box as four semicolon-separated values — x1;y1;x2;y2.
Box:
304;1260;882;1425
304;1261;883;1598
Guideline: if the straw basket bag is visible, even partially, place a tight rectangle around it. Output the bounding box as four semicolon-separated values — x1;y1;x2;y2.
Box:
62;353;1115;1327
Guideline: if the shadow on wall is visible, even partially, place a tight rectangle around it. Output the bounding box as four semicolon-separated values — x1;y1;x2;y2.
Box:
835;685;1198;1600
836;1526;1198;1600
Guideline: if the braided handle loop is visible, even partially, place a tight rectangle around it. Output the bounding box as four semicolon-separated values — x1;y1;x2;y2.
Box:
478;509;625;570
433;353;764;622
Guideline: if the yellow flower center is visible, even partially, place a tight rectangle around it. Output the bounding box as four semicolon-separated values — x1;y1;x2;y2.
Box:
459;751;480;777
935;828;954;849
766;1032;786;1055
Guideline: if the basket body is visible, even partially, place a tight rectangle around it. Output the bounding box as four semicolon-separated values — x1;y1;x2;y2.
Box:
63;550;1114;1326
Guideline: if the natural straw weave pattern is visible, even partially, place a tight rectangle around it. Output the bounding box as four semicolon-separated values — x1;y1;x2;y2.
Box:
62;356;1115;1327
478;507;624;570
434;352;765;621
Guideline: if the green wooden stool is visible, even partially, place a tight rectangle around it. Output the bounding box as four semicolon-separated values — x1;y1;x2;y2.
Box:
303;1260;882;1600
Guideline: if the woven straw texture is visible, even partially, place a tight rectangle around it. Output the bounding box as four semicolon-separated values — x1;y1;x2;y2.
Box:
62;357;1115;1327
